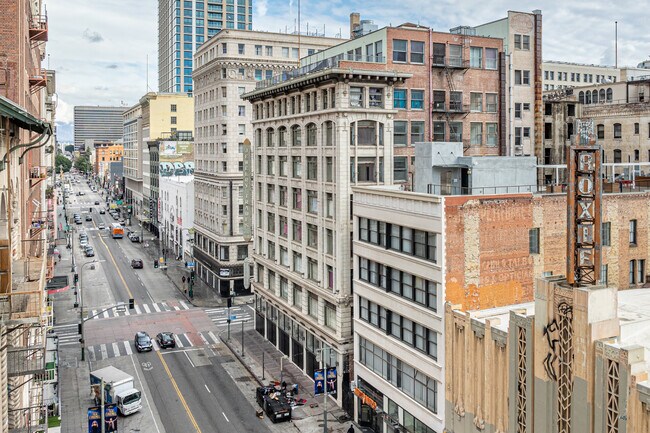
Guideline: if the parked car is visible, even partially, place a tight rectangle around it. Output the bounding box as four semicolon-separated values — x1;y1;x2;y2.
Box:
131;259;143;269
75;218;83;225
80;239;89;248
129;234;140;243
156;332;176;349
85;247;95;257
134;332;153;352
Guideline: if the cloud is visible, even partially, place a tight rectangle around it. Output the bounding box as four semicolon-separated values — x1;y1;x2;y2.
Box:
257;0;268;16
82;28;103;43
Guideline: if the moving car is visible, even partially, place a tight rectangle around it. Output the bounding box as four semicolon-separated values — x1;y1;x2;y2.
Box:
155;332;176;349
128;233;140;243
118;218;125;225
85;215;92;221
99;209;105;214
131;259;143;269
75;218;83;225
98;223;105;230
95;201;100;205
134;332;153;352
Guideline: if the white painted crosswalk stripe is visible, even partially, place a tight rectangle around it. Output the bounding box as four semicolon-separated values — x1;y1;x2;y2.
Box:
208;331;219;344
152;339;160;351
112;342;120;357
173;305;180;311
134;305;141;314
199;333;208;345
100;344;108;360
173;334;184;348
142;304;151;314
123;308;130;316
179;300;189;310
152;303;161;313
102;310;109;319
123;341;132;355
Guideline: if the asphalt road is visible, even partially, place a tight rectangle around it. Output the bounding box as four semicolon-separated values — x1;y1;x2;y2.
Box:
59;175;270;433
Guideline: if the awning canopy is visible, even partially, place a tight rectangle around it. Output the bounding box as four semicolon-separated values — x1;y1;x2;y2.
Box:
0;95;52;134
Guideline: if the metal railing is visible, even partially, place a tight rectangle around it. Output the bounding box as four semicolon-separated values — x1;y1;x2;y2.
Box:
255;54;387;89
426;184;539;196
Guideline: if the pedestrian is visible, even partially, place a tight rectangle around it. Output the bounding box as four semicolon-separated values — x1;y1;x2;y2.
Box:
347;425;355;433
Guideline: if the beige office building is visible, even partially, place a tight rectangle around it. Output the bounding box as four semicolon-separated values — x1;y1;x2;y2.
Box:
192;30;341;295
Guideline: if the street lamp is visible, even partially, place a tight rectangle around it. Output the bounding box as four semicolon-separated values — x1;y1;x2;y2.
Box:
79;259;105;361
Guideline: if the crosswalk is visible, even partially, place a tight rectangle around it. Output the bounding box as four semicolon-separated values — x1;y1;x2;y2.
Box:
52;323;81;347
205;305;253;327
87;300;191;320
85;331;220;362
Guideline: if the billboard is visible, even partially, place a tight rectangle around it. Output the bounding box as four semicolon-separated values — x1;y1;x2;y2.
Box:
158;140;194;177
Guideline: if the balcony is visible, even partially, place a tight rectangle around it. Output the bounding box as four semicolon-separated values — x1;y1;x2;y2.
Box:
432;102;470;115
1;256;47;324
29;166;49;188
29;14;48;42
29;69;47;93
432;55;470;69
7;382;47;433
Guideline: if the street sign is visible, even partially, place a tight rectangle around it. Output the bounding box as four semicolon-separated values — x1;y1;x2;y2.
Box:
187;261;195;268
230;315;237;320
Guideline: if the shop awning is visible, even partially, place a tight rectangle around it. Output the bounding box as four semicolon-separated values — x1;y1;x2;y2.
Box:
0;95;52;134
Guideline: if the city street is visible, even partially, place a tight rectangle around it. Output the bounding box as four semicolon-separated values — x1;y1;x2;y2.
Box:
52;177;265;433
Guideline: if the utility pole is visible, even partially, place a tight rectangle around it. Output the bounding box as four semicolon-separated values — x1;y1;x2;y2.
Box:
322;347;328;433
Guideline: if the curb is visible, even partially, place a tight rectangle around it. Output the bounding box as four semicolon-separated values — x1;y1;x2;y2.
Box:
220;333;265;388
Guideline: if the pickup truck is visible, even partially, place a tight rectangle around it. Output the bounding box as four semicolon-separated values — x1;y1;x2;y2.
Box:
256;386;292;423
90;366;142;416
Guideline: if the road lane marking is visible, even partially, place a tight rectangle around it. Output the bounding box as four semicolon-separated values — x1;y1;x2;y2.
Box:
123;308;130;316
143;304;151;314
124;341;132;355
112;342;120;357
156;351;202;433
93;220;133;298
179;300;189;310
129;355;162;433
100;344;108;360
102;310;109;319
134;305;142;315
204;384;211;393
152;303;161;313
208;331;219;344
173;306;180;311
198;333;208;345
222;412;229;422
174;334;184;348
184;351;195;368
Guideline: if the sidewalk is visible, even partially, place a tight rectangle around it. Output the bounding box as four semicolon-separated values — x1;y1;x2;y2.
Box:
222;328;356;433
139;235;223;307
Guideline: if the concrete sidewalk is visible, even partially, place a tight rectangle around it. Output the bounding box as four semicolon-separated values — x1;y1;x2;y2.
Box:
222;328;356;433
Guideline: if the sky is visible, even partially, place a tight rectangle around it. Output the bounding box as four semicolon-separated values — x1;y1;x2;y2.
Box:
47;0;650;142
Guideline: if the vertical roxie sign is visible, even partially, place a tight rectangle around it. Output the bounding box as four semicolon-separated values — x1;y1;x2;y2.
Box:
566;119;602;286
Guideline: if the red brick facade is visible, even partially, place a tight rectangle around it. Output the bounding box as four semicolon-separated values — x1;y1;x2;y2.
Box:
445;192;650;310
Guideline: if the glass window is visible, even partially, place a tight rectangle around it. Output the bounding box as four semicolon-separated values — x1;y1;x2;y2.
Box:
486;123;498;146
470;123;482;145
432;122;445;142
410;90;424;109
393;39;407;62
410;41;424;63
410;121;424;144
470;93;482;112
470;47;483;68
485;48;497;69
369;88;383;107
394;157;408;181
394;121;407;146
394;89;406;109
350;87;364;108
486;93;497;112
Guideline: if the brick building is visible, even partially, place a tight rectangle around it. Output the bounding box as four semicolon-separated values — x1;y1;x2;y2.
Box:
0;0;56;431
300;22;504;190
94;141;123;182
444;191;650;311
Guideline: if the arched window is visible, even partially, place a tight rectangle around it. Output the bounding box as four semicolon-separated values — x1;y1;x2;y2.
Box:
606;88;613;102
278;126;287;147
291;124;301;146
613;123;622;139
599;89;606;102
322;121;334;146
266;127;275;147
578;91;585;104
592;90;598;104
306;123;317;146
254;128;262;147
585;91;592;104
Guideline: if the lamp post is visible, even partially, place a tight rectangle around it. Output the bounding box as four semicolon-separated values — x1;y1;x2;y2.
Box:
79;259;104;361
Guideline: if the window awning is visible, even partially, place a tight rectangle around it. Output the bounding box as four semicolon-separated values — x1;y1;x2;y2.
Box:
0;95;52;134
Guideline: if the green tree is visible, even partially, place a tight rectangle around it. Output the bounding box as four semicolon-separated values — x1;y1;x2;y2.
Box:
64;144;74;153
74;155;92;174
55;154;72;173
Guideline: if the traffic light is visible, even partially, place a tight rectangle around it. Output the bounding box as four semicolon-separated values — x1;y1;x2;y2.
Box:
73;273;79;284
78;323;82;334
227;297;232;308
190;270;195;282
89;207;92;213
128;298;134;310
153;260;158;269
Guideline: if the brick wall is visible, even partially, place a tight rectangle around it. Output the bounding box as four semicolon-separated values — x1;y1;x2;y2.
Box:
445;192;650;311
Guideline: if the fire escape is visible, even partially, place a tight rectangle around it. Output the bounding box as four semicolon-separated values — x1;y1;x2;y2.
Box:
432;37;471;153
28;13;48;95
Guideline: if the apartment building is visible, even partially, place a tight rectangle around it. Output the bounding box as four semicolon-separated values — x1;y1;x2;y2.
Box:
242;59;411;409
541;78;650;183
542;60;650;90
160;175;195;261
73;106;124;151
158;0;253;93
472;10;543;158
352;187;442;433
0;0;57;431
192;30;341;296
94;141;123;182
300;23;504;189
123;93;193;227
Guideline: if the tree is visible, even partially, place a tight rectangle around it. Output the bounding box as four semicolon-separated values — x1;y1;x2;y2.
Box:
64;144;75;153
55;154;72;173
74;155;92;174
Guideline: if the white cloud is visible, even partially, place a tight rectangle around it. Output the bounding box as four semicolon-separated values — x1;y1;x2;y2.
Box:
257;0;269;17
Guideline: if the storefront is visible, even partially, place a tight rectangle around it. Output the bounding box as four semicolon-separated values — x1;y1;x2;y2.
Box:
356;378;384;433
